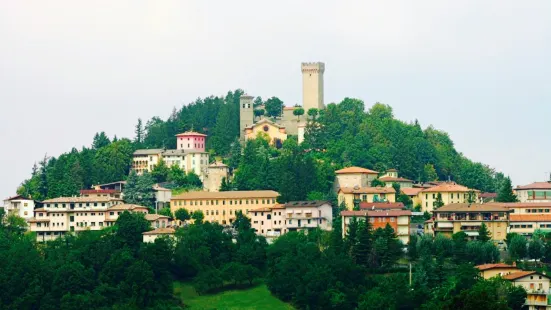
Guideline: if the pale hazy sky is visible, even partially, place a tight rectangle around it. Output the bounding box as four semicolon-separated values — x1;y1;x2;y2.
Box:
1;1;550;201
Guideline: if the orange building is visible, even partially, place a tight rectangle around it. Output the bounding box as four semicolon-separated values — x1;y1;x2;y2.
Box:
341;210;411;244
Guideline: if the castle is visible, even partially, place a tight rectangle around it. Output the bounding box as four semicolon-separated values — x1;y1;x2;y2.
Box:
240;62;326;145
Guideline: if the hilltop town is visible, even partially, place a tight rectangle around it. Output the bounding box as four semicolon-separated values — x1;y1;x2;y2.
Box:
3;62;550;309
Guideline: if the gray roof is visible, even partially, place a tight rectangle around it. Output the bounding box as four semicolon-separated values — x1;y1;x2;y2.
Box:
284;200;331;208
133;149;164;155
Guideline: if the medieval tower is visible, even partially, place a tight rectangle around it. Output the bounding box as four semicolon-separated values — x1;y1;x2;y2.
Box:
239;94;254;140
301;62;325;111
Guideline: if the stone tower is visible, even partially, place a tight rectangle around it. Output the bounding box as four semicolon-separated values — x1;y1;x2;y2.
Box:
239;94;254;140
301;62;325;112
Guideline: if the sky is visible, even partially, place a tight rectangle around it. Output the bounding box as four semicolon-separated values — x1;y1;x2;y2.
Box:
1;1;550;201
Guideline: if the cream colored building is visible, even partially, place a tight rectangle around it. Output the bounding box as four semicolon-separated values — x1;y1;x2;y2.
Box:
143;227;176;243
516;182;551;203
171;190;280;225
2;195;36;220
334;166;379;192
28;197;158;242
203;162;230;192
337;187;396;210
476;263;521;279
239;62;325;140
420;182;478;213
378;169;413;188
244;118;288;147
248;201;332;237
432;203;510;241
401;188;423;208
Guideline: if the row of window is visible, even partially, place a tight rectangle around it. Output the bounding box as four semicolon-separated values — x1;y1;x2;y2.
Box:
175;198;276;207
425;193;469;199
511;224;534;229
46;202;109;208
38;211;121;217
76;222;104;227
525;209;551;213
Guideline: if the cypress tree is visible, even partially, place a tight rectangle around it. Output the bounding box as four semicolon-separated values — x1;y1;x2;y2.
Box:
353;216;373;267
477;223;491;242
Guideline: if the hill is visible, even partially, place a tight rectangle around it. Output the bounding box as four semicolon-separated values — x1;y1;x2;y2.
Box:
17;90;503;200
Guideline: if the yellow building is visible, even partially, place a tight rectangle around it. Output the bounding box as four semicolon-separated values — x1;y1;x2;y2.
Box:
244;118;287;147
487;202;551;236
432;203;511;241
334;166;379;192
378;169;413;188
401;187;423;208
420;182;478;213
170;190;280;225
337;187;396;210
476;263;521;279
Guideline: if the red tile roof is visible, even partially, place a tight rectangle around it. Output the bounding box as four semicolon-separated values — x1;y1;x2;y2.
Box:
510;214;551;222
479;193;497;199
421;183;473;193
175;131;207;137
516;182;551;190
341;210;412;217
379;176;413;183
335;166;378;174
488;202;551;208
401;188;424;196
359;202;405;210
503;271;537;280
80;189;120;195
339;187;396;194
476;263;516;271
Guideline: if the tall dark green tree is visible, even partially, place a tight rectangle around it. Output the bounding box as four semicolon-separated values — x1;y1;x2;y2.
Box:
496;176;518;202
477;223;491;242
92;132;111;149
353;218;372;267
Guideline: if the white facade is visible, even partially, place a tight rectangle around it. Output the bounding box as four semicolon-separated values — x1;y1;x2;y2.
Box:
248;201;333;238
2;196;35;220
133;149;210;180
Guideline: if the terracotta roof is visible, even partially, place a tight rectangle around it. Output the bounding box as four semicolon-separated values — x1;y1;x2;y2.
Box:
341;210;412;217
142;227;176;235
339;187;396;194
175;131;207;137
516;182;551;190
476;263;516;271
335;166;378;175
43;197;120;203
145;214;171;221
209;162;228;168
503;271;537;280
479;193;497;199
80;189;120;195
386;169;398;172
421;183;473;193
28;218;51;223
488;202;551;208
4;195;31;201
284;201;330;208
173;190;279;200
434;203;511;213
510;214;551;222
359;202;405;210
379;176;413;183
401;188;424;196
248;207;273;212
108;204;149;211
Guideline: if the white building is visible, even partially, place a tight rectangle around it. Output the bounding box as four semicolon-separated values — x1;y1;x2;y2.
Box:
516;182;551;203
248;201;333;238
2;195;36;220
142;227;175;243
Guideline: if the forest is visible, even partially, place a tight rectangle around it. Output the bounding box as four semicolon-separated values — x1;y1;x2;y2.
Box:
17;89;504;201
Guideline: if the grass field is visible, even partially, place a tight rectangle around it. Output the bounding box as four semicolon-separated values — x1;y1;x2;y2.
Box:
174;282;294;310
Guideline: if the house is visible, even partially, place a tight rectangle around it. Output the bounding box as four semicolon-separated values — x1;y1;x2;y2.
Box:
359;202;406;211
247;201;332;237
203;162;230;192
432;203;511;240
420;182;478;213
244;118;287;147
333;166;379;191
142;227;176;243
504;271;551;310
94;181;126;192
341;210;412;244
487;202;551;237
476;264;551;310
479;192;497;203
80;189;122;199
170;190;280;225
152;184;172;209
401;188;423;208
2;195;36;220
145;214;171;229
132;131;210;179
378;169;413;188
516;182;551;203
27;197;159;241
337;186;396;210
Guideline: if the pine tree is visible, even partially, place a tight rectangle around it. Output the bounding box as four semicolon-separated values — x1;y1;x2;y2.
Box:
134;118;144;144
329;216;344;254
353;217;373;267
496;177;518;202
92;132;111;149
478;223;491;242
344;217;359;256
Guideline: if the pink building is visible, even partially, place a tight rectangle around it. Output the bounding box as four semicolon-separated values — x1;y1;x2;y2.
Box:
176;131;207;152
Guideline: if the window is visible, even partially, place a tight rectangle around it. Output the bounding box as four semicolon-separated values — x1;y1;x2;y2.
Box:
289;220;292;224
369;218;375;223
110;212;114;216
308;219;311;224
390;217;395;222
267;214;272;219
